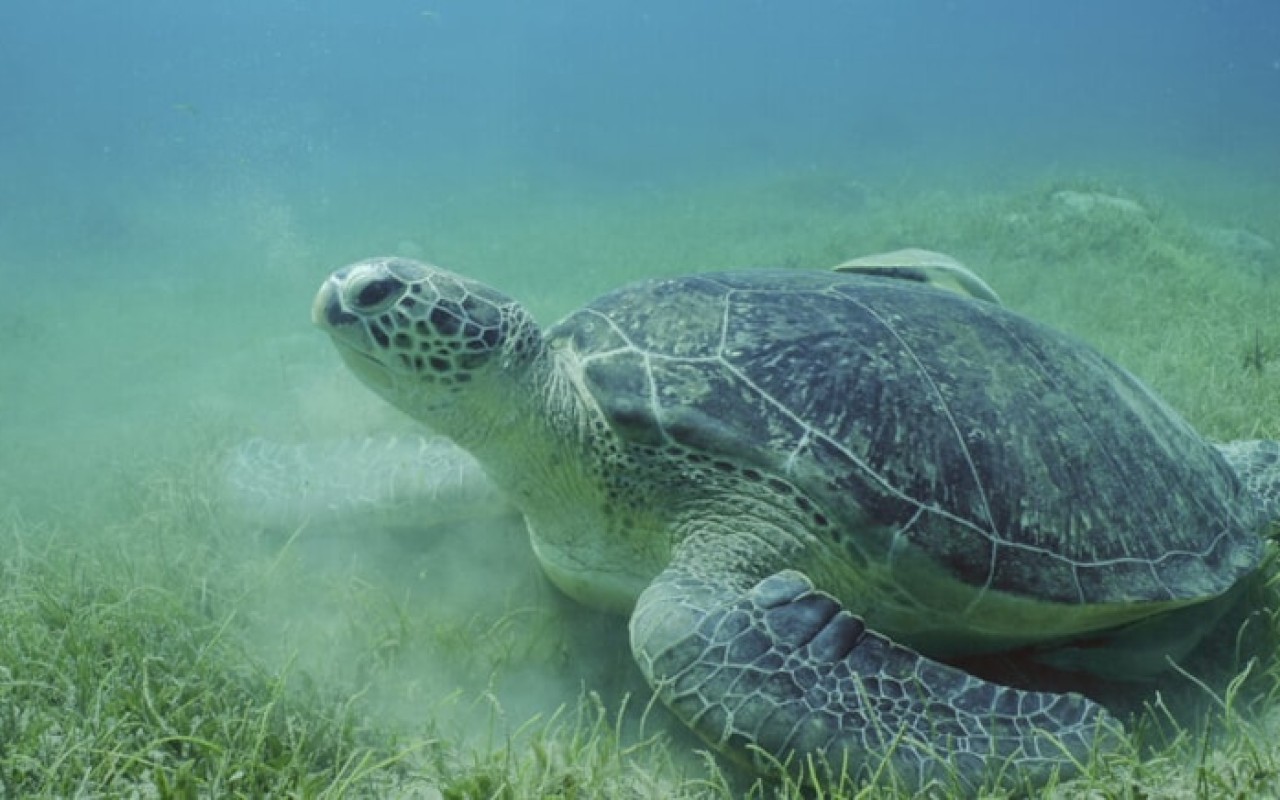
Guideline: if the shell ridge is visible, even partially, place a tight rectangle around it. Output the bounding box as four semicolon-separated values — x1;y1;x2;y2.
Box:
708;290;954;528
983;309;1151;560
841;291;999;539
835;289;1002;614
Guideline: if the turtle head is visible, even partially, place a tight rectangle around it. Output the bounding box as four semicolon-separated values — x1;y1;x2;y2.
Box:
313;257;543;432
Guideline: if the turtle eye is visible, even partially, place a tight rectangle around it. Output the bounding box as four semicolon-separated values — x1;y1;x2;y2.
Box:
348;276;406;313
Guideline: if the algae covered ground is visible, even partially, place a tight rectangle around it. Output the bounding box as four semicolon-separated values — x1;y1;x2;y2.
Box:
3;163;1280;799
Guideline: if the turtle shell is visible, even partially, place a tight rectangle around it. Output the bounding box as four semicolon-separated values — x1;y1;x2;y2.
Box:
555;270;1262;609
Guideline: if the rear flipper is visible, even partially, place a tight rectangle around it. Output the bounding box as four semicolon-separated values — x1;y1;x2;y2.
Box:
1216;440;1280;526
630;567;1117;792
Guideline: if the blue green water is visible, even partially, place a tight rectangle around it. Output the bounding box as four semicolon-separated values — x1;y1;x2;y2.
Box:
4;0;1276;476
2;0;1278;565
4;1;1278;265
4;1;1278;264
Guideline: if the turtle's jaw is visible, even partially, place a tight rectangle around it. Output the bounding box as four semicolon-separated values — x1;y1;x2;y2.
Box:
332;339;397;395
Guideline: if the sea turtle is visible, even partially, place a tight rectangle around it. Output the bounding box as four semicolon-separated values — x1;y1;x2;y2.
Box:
309;255;1280;792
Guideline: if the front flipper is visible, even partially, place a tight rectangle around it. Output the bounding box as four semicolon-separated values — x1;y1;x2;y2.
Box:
630;567;1116;792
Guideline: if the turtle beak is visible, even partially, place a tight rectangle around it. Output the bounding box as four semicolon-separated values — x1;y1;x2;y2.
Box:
313;272;397;394
312;275;357;330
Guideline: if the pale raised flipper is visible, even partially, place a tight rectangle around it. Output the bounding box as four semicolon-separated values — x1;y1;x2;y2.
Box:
832;248;1002;305
221;434;513;530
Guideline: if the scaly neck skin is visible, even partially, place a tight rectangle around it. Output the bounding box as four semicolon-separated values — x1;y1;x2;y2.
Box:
412;344;654;612
442;347;591;513
396;342;585;511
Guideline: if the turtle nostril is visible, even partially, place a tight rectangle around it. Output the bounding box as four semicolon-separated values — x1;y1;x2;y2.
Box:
323;295;358;328
352;277;406;311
